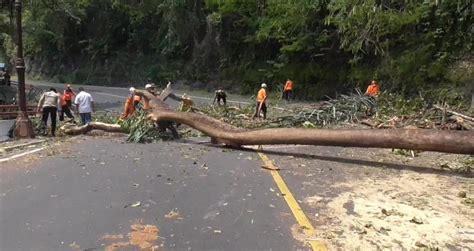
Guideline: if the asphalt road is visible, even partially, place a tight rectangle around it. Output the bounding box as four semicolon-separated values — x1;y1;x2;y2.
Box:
1;137;309;251
0;120;14;142
0;80;319;250
2;80;472;250
27;80;253;112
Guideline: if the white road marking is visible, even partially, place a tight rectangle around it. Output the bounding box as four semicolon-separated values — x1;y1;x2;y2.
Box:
245;145;309;150
177;94;251;105
0;147;46;163
94;92;127;99
30;81;250;104
94;92;251;105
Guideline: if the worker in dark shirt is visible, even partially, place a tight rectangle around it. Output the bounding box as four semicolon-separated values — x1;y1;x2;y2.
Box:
213;88;227;106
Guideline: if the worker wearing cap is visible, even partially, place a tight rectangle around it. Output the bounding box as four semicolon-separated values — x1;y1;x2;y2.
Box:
145;83;157;95
143;83;180;138
121;87;137;119
142;83;157;110
63;84;76;108
180;93;194;112
253;83;268;119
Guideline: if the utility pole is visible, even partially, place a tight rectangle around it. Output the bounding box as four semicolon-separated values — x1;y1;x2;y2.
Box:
14;0;35;139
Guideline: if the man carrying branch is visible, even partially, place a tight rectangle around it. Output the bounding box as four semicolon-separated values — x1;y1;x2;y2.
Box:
253;83;268;120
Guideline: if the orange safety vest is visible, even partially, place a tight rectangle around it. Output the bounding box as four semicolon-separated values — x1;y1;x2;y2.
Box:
60;95;67;107
366;84;380;97
121;96;136;119
284;80;294;91
63;89;75;101
257;88;267;103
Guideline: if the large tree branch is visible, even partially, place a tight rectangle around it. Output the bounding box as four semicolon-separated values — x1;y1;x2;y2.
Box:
61;122;124;135
149;110;474;154
62;86;474;155
133;86;474;154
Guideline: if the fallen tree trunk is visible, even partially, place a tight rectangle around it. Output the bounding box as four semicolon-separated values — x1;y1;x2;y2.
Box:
62;88;474;154
149;110;474;154
61;122;124;135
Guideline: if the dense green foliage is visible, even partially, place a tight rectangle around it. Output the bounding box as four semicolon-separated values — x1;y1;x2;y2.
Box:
1;0;472;99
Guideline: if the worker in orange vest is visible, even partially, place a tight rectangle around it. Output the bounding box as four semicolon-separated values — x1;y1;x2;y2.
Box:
365;80;381;115
63;84;76;108
366;80;380;97
253;83;268;119
282;79;294;101
59;93;75;121
122;84;155;119
120;87;141;119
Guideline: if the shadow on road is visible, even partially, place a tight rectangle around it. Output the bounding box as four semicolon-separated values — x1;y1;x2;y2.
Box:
181;139;472;178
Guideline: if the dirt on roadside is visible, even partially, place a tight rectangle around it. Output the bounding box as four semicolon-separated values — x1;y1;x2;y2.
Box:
286;148;474;250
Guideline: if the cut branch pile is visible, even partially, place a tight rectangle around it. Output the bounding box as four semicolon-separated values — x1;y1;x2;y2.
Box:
272;89;374;128
359;104;473;130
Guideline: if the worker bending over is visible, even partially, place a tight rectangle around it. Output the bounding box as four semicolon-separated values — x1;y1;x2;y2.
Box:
180;93;194;112
132;83;179;138
121;87;139;119
37;88;60;136
213;89;227;106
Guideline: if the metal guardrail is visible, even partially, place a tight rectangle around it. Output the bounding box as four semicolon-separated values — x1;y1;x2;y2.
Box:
0;105;36;119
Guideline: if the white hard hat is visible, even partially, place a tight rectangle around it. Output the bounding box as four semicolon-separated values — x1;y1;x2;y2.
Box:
261;83;267;88
129;87;136;93
145;84;153;89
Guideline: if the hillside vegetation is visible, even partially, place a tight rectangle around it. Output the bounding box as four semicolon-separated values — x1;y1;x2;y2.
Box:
0;0;472;100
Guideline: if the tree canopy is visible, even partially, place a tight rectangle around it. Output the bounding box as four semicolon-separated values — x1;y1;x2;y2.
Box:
0;0;472;99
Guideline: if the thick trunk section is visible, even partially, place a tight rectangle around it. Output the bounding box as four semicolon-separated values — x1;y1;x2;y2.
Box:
149;110;474;154
62;87;474;154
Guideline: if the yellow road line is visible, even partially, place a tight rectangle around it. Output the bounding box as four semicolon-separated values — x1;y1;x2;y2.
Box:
257;151;327;251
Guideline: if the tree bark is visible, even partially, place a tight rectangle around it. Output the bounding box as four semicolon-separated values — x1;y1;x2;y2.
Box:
61;122;124;135
148;109;474;154
62;87;474;155
150;88;474;154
